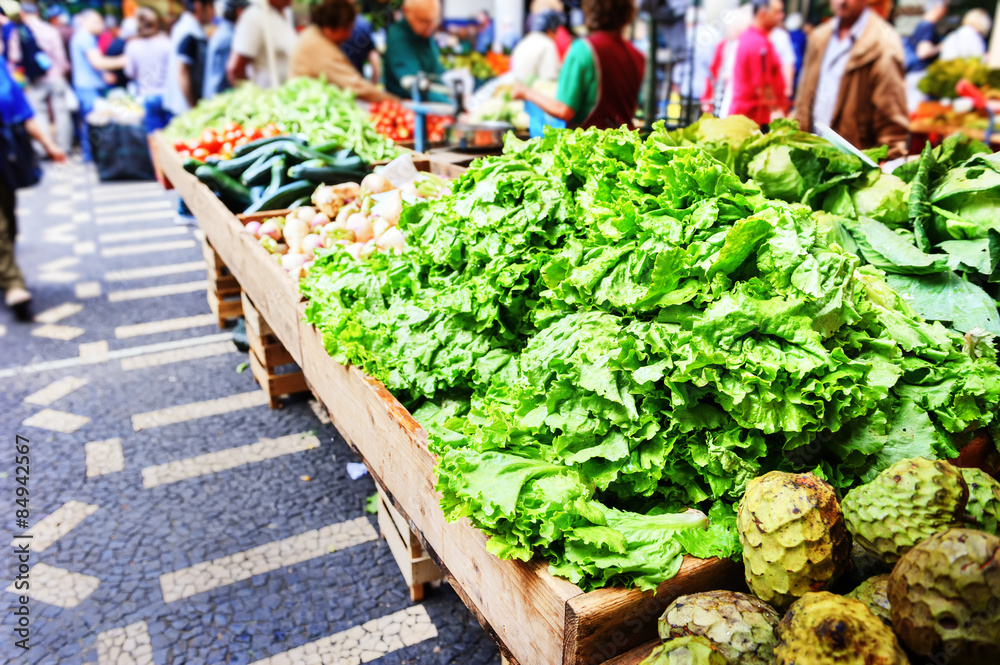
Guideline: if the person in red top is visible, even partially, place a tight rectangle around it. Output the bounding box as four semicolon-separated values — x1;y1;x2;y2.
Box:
729;0;789;129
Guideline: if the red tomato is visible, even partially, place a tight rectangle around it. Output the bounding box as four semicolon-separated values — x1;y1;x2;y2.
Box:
192;148;210;160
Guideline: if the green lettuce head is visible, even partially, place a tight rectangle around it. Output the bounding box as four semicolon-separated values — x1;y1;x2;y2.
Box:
850;172;909;228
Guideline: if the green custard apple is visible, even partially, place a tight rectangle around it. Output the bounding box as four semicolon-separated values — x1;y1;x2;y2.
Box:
737;471;851;609
658;590;780;665
845;574;892;625
640;636;728;665
888;528;1000;665
774;591;909;665
842;457;968;563
959;467;1000;535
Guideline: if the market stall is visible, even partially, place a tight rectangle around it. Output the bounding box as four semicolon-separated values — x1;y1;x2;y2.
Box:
153;76;1000;665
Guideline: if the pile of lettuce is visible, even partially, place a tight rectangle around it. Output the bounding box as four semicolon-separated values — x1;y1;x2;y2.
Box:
302;124;1000;591
673;118;1000;336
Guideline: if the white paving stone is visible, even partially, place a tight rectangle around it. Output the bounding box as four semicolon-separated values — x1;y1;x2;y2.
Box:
73;241;97;255
5;563;100;608
23;376;89;406
75;281;102;298
37;271;80;284
115;314;217;339
105;261;205;282
79;341;109;361
96;621;153;665
96;210;174;226
86;438;125;477
131;391;269;431
94;200;173;215
72;212;92;223
120;341;237;370
160;517;378;602
248;606;437;665
22;408;91;433
0;324;5;337
142;432;320;488
39;256;80;272
13;500;99;552
34;302;84;324
107;280;207;302
101;240;196;258
31;323;85;340
99;226;188;243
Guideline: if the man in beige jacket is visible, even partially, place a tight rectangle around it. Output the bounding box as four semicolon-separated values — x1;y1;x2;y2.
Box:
290;0;397;103
794;0;909;159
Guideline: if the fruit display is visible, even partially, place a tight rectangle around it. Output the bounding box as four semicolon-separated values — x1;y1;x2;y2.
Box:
845;574;892;625
888;528;1000;665
165;77;398;163
657;591;780;665
641;636;727;665
173;122;275;162
960;467;1000;535
843;458;969;563
737;472;852;608
369;100;451;143
917;57;1000;99
440;50;500;80
774;592;908;665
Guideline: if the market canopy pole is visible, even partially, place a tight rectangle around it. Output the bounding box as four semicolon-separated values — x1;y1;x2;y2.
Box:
989;2;1000;70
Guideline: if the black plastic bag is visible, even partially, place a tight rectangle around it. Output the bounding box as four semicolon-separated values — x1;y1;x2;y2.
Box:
90;122;156;182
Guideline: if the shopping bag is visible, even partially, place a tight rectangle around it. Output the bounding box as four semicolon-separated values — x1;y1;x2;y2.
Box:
90;121;156;182
0;119;41;190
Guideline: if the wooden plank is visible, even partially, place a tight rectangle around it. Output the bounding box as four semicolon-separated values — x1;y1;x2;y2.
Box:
155;133;303;366
149;132;173;191
248;349;308;408
602;641;658;665
563;557;744;664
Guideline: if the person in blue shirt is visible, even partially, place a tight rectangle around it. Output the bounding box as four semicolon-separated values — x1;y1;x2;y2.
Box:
0;52;66;320
69;9;125;161
475;10;493;53
203;0;248;99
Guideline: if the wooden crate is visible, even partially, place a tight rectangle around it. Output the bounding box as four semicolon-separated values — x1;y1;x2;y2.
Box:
603;642;658;665
153;131;304;365
296;309;742;665
376;487;443;602
242;292;308;408
201;237;242;327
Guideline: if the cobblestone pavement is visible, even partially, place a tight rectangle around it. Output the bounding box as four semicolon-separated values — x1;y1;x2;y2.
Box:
0;163;501;665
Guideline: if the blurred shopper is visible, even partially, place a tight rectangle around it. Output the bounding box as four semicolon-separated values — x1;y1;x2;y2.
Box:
939;9;992;62
164;0;213;116
290;0;396;102
383;0;446;101
510;10;561;83
46;4;72;50
104;15;133;88
786;12;807;77
513;0;644;130
475;10;493;54
20;3;73;153
701;6;753;117
729;0;789;129
795;0;908;158
0;52;65;320
340;9;380;84
530;0;572;60
97;14;117;54
904;0;947;112
770;20;796;98
227;0;296;88
673;6;721;104
204;0;248;99
70;9;125;161
124;7;171;132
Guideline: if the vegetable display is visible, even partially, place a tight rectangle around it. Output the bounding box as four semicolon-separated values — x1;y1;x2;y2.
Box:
301;124;1000;591
369;100;450;143
173;122;276;161
165;78;399;163
917;58;1000;100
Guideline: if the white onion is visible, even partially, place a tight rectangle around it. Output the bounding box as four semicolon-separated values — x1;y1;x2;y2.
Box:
281;252;308;274
345;242;363;260
310;212;330;229
377;190;403;225
361;172;393;195
376;226;405;253
243;221;262;238
346;213;374;243
371;216;391;241
259;219;282;241
301;234;323;257
295;206;316;222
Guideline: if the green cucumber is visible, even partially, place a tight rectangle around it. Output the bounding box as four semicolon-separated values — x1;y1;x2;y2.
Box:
287;162;369;184
232;134;305;158
241;154;283;187
194;165;253;211
217;147;276;177
182;157;205;174
244;180;316;214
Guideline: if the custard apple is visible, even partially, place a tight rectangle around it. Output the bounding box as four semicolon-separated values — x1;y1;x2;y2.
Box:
658;590;780;665
888;528;1000;665
737;471;851;608
845;574;891;625
842;457;968;563
774;591;908;665
959;467;1000;535
640;636;727;665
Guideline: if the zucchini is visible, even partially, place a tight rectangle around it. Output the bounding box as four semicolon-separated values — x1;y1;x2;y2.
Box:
244;180;316;214
250;185;266;200
241;154;283;187
182;157;205;174
287;161;369;184
194;165;253;211
232;134;306;158
217;147;276;177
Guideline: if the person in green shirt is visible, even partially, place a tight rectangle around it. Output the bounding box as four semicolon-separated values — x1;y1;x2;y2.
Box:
383;0;448;102
514;0;644;130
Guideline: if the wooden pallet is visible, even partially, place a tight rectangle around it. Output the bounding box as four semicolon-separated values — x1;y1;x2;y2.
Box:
242;291;308;408
376;487;443;602
202;238;242;327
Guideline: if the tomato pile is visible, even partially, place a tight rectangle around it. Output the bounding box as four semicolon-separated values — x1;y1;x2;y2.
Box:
370;101;450;144
173;122;282;161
